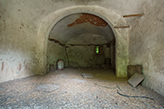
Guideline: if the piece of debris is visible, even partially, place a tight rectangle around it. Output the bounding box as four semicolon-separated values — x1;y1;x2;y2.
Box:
35;84;60;93
81;73;93;79
128;73;145;87
71;79;86;83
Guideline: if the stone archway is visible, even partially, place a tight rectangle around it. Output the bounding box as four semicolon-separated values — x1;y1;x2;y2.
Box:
37;5;129;77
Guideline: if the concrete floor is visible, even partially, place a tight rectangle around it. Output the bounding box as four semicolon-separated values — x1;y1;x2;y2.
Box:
0;68;164;109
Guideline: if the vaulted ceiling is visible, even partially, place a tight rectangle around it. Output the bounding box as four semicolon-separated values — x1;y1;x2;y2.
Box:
49;13;115;44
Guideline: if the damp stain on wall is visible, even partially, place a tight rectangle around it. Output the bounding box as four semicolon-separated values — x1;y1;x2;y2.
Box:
19;64;22;71
67;13;107;27
1;62;4;71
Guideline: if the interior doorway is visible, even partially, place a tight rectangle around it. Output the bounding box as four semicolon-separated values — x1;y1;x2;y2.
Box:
39;6;129;77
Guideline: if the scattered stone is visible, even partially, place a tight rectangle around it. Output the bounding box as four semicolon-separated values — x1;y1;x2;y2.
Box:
81;73;94;79
0;68;163;109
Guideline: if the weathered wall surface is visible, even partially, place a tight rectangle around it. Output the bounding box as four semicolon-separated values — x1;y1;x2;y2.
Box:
67;34;109;45
128;1;164;96
66;34;111;68
47;41;66;71
67;46;102;68
0;1;45;83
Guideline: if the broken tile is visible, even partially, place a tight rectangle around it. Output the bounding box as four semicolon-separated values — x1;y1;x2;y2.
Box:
128;73;145;87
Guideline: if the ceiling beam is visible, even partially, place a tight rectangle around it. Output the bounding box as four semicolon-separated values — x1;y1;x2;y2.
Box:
123;13;144;18
114;26;130;28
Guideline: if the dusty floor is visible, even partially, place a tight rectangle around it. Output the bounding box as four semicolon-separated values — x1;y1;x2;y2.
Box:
0;68;164;109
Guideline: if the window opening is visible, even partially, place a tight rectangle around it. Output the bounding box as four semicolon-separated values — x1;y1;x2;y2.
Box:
96;46;99;54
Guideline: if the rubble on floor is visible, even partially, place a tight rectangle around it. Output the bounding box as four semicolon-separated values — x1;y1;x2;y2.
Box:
0;68;163;109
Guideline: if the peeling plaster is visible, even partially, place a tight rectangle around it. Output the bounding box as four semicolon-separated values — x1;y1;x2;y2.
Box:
67;13;107;27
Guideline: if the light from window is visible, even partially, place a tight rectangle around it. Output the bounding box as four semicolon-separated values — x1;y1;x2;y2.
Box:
96;46;99;54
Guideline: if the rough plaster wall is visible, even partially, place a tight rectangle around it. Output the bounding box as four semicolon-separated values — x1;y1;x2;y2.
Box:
128;1;164;96
66;34;110;68
0;1;44;83
47;41;66;70
67;46;105;68
67;34;108;44
12;0;146;18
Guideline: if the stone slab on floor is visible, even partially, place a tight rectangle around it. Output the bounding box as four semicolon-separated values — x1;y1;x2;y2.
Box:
128;73;145;87
81;73;93;79
35;84;60;92
71;79;86;83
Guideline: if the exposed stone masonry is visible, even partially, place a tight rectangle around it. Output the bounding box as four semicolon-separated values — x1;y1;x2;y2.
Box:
68;13;107;27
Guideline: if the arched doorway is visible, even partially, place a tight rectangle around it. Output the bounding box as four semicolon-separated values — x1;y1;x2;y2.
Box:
37;6;129;77
48;13;115;70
